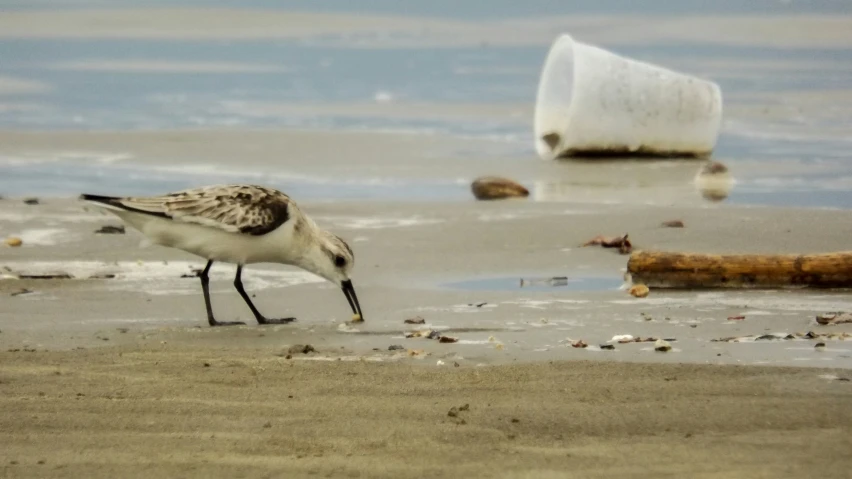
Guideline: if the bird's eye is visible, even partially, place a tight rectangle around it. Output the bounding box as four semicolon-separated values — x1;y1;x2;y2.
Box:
334;255;347;268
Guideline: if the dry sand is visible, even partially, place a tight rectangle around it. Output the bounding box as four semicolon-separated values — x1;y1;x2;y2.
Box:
1;345;851;478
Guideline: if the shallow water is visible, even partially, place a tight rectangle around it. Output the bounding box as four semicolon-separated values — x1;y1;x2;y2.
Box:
1;2;851;209
442;275;625;292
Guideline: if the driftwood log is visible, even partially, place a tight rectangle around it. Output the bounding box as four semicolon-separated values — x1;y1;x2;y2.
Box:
627;250;852;289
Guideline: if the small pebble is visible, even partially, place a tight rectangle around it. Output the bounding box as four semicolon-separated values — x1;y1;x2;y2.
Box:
629;284;650;298
470;176;529;201
600;344;615;350
287;344;317;355
388;344;405;351
95;225;126;234
815;342;826;350
4;237;23;247
654;339;672;352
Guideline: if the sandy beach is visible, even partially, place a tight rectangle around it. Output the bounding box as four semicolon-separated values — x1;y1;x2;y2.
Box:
2;2;852;477
1;345;851;478
2;128;852;478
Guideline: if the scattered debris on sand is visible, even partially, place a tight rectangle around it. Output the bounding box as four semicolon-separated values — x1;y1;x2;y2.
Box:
582;233;632;254
404;316;426;324
23;197;40;205
727;315;746;321
599;344;615;350
711;331;852;342
405;329;458;344
470;176;529;201
661;220;685;228
610;335;676;344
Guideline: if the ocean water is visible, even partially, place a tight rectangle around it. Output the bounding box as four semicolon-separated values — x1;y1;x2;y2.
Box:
0;1;851;208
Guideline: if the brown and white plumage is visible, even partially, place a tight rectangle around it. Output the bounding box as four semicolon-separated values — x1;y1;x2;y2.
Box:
80;184;363;327
101;184;292;236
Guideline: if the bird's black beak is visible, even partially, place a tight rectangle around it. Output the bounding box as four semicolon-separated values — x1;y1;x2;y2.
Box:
341;279;364;321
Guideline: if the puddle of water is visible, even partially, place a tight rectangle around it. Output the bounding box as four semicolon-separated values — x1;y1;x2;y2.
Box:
441;275;624;292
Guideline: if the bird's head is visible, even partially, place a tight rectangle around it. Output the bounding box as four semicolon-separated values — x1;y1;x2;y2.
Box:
298;229;363;321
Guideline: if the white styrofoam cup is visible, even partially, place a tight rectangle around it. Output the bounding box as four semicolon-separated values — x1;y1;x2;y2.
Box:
534;34;723;160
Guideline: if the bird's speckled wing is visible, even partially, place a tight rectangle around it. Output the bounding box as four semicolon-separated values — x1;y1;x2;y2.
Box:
115;184;292;236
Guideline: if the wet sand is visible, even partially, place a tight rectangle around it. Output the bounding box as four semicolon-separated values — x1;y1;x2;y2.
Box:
3;131;852;478
2;128;852;369
1;345;851;478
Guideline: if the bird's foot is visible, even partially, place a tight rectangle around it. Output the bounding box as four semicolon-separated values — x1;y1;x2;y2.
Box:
209;319;247;327
257;317;297;325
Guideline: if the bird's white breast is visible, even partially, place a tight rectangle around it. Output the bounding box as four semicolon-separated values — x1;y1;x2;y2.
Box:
111;210;298;265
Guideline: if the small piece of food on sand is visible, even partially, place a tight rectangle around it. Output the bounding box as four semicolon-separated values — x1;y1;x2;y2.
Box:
4;237;22;247
654;339;672;352
404;316;426;324
628;250;852;289
350;313;364;323
582;234;632;254
571;340;588;348
661;220;685;228
816;312;852;325
470;176;529;201
629;284;650;298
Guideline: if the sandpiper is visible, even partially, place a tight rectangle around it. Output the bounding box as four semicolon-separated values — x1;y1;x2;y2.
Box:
80;184;363;327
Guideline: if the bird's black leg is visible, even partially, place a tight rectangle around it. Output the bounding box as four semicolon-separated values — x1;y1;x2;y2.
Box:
199;260;245;327
234;265;296;325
